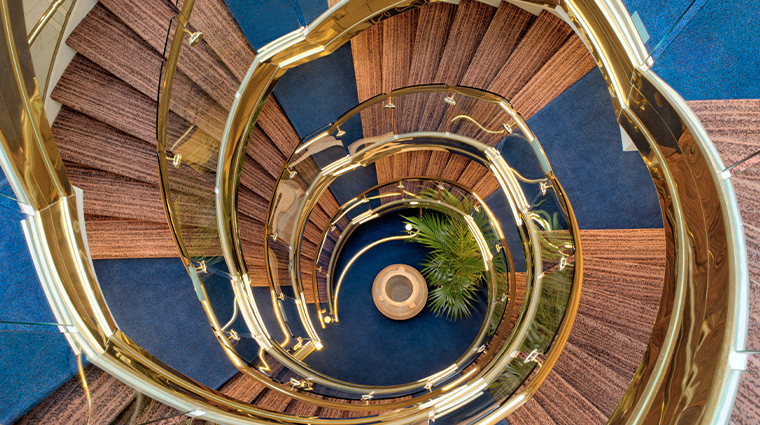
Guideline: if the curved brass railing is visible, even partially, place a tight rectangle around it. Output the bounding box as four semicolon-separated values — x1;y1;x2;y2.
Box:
0;0;747;423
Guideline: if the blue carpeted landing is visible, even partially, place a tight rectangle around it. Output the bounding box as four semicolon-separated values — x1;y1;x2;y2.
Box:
222;0;329;50
0;205;78;424
623;0;760;100
303;209;489;386
94;258;259;389
488;68;663;236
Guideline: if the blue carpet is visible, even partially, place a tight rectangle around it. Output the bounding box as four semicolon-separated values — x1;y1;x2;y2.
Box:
621;0;697;53
650;0;760;100
272;44;378;204
94;258;254;389
0;208;79;424
304;209;489;386
489;68;663;231
225;2;377;204
222;0;329;50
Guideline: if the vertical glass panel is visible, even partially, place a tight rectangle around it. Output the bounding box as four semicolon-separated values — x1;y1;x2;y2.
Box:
26;0;76;99
198;263;260;365
521;186;574;354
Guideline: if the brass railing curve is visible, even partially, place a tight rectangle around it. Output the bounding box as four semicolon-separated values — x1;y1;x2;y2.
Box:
254;133;541;397
4;0;742;422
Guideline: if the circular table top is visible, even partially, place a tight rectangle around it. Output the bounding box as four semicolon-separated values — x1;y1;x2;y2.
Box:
372;264;428;320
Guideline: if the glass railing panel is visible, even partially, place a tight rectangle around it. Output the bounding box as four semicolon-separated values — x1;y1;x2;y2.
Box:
521;185;574;354
395;90;449;135
498;127;548;204
431;360;537;425
197;261;261;364
25;0;75;100
353;99;396;146
163;152;221;260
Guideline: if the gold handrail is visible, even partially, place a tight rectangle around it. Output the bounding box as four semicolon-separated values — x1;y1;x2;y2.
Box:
1;0;743;422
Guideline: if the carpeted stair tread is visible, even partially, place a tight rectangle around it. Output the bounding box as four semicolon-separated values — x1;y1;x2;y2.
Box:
66;4;229;141
687;99;760;165
550;341;632;417
217;372;268;403
567;312;650;380
252;388;293;413
66;162;266;246
52;107;216;200
434;11;577;192
579;228;667;267
510;35;597;120
83;216;178;259
51;54;188;145
382;9;419;181
367;3;454;181
65;162;169;224
487;11;573;100
578;258;663;342
283;398;321;416
52;107;159;186
732;368;760;425
459;2;533;90
184;0;256;82
509;396;557;425
98;0;237;111
418;0;497;182
110;396;186;425
99;0;303;166
532;370;607;425
401;3;457;178
14;365;136;425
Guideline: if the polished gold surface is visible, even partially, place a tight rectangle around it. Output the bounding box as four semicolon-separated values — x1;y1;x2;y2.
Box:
3;0;743;421
27;0;66;45
559;1;746;424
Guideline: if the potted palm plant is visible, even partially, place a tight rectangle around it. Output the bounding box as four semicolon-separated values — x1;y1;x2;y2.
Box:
403;186;504;320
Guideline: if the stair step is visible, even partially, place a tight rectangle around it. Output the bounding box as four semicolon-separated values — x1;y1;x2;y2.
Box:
53;107;159;186
509;397;557;425
511;35;597;120
185;0;256;82
533;370;607;425
488;11;573;100
416;0;497;182
99;0;237;110
67;4;229;145
384;3;458;180
459;2;534;89
51;54;186;144
551;341;630;417
84;215;178;259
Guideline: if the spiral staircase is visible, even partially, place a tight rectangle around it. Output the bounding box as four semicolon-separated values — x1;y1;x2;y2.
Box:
1;0;757;424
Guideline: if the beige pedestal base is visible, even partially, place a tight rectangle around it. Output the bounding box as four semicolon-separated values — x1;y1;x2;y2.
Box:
372;264;427;320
